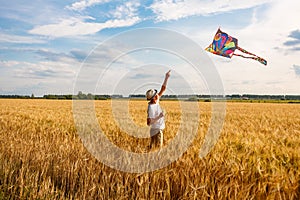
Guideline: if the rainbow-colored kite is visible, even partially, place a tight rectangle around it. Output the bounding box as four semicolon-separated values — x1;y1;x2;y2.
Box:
206;28;267;66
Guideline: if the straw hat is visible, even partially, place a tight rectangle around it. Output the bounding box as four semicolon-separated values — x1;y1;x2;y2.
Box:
146;89;157;100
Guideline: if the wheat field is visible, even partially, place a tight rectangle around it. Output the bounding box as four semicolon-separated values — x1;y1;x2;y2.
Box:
0;99;299;199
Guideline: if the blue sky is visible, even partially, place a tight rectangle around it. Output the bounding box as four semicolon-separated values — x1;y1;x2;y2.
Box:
1;0;300;96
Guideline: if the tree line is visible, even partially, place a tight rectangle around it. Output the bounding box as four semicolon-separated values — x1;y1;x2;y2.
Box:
1;92;300;100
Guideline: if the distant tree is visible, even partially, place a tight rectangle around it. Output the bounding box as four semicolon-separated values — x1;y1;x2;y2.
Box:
87;93;94;99
65;94;73;100
77;91;87;99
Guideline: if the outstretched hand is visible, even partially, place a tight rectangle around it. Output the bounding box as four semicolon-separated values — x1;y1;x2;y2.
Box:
165;70;171;78
159;69;171;96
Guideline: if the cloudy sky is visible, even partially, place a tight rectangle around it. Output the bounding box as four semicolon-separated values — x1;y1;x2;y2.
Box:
1;0;300;96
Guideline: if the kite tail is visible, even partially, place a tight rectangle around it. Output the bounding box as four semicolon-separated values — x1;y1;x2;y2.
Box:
234;46;267;66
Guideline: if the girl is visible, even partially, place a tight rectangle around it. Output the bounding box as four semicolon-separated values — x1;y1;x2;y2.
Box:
146;70;171;149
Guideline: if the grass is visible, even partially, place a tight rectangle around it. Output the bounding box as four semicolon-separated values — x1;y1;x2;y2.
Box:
0;99;299;199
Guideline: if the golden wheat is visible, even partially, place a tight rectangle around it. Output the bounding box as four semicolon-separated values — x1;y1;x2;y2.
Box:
0;99;299;199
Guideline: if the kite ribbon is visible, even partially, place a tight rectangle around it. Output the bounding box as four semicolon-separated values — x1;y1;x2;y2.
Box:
234;46;267;66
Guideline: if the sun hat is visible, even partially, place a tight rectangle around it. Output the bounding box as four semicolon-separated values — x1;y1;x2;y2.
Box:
146;89;157;100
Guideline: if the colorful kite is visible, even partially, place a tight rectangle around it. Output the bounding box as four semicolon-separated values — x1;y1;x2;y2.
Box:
206;28;267;66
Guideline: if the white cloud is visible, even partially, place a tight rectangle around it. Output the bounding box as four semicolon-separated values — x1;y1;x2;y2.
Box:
3;58;78;79
110;1;140;19
0;57;80;95
0;33;46;44
150;0;273;21
59;1;142;38
28;17;140;37
0;60;20;67
66;0;112;11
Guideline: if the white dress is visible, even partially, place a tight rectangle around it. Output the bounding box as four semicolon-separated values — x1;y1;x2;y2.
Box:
147;100;165;136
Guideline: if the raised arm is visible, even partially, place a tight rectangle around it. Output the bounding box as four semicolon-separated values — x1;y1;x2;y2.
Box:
158;70;171;97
